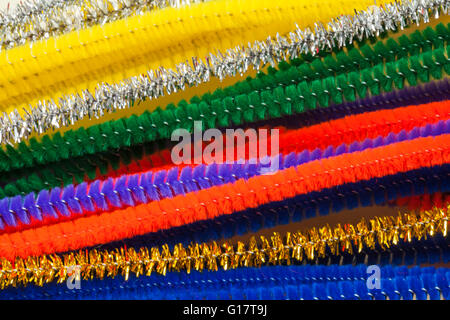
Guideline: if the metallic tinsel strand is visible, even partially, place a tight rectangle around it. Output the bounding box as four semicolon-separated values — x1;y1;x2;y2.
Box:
0;0;207;50
0;205;447;288
0;0;448;146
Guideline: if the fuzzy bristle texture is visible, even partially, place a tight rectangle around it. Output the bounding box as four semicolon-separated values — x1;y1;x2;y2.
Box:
0;0;208;50
0;0;446;145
